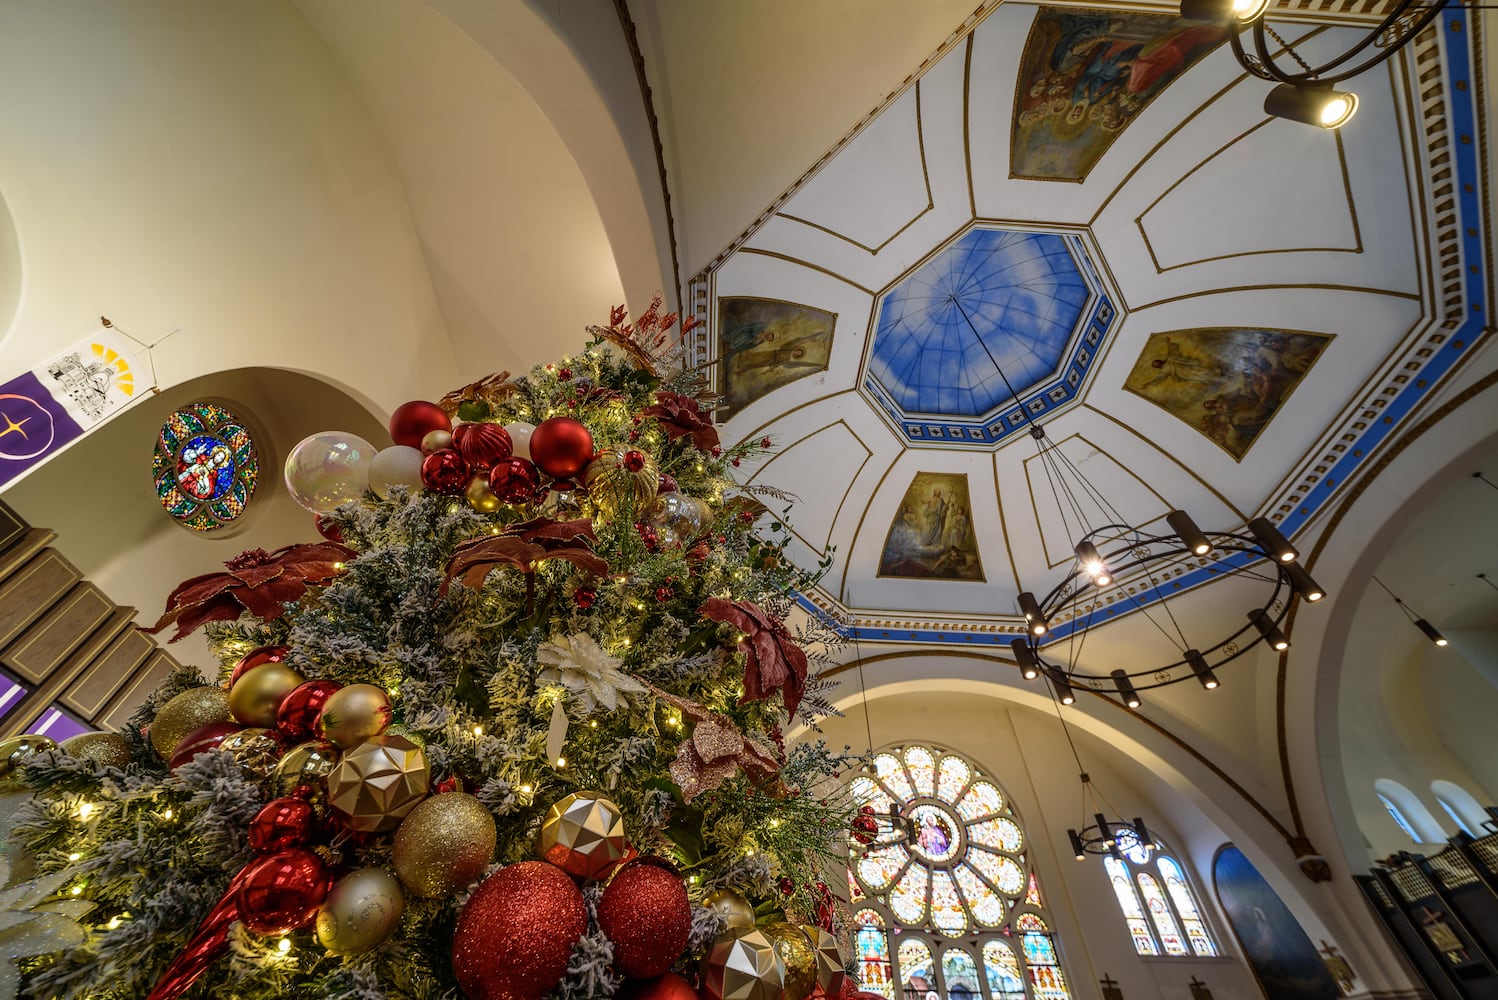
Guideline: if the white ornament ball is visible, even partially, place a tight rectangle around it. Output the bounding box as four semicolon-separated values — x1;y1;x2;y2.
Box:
368;446;426;498
504;421;536;462
284;431;377;513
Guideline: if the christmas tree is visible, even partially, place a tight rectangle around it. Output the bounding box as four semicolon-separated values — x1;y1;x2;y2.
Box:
3;301;864;1000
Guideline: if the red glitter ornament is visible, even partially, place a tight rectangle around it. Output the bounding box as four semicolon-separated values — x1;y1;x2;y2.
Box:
558;368;573;381
452;422;513;471
528;417;594;480
235;848;332;935
421;448;471;495
489;457;541;505
655;586;674;603
274;679;342;744
230;645;290;686
779;876;795;895
247;797;317;854
596;861;691;979
389;400;452;449
619;972;699;1000
573;587;597;609
621;450;648;473
452;861;587;1000
169;721;243;771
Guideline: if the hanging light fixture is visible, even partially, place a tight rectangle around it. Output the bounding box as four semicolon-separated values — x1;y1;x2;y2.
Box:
1372;576;1447;647
1178;0;1450;129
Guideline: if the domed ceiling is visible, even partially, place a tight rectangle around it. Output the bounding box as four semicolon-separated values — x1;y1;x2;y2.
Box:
685;2;1489;669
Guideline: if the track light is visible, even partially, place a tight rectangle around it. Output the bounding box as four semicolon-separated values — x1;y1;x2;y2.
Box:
1048;667;1075;705
1133;817;1157;851
1285;562;1324;602
1112;669;1141;709
1415;618;1449;647
1179;0;1269;21
1264;83;1358;129
1247;517;1298;564
1068;828;1086;861
1185;648;1219;690
1247;608;1290;651
1166;509;1212;556
1096;813;1115;849
1075;540;1111;586
1011;638;1041;680
1018;591;1048;636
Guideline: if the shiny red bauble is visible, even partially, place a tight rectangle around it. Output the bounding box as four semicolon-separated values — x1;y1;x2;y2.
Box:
169;721;243;771
234;848;333;935
489;456;541;505
230;645;290;686
596;860;691;979
657;473;678;494
274;679;343;744
619;973;699;1000
314;514;343;543
247;797;317;854
389;400;452;450
453;861;587;1000
451;422;513;471
528;417;594;480
420;448;471;495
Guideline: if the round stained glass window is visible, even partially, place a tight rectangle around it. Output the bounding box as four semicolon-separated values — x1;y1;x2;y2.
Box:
153;403;259;531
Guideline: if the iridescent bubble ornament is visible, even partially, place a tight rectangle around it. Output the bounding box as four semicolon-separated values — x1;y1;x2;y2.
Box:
284;432;376;513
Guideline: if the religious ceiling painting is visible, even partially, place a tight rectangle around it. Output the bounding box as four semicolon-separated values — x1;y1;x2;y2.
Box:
153;402;259;531
1123;328;1332;461
717;296;835;420
1212;846;1342;1000
1012;9;1228;182
879;472;983;581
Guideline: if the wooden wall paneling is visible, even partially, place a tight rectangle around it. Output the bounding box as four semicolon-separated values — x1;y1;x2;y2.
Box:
62;615;153;720
0;500;29;556
0;604;134;738
0;549;81;650
97;649;182;731
1;583;118;683
0;529;57;586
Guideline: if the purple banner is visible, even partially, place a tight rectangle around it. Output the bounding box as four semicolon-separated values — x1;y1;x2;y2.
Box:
0;370;85;489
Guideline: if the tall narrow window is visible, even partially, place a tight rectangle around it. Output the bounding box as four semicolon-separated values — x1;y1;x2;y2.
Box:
1103;857;1159;955
1099;837;1219;958
854;909;893;998
1136;873;1189;955
1157;857;1217;957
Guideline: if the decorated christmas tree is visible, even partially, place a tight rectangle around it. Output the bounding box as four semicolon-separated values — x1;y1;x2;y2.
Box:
3;301;868;1000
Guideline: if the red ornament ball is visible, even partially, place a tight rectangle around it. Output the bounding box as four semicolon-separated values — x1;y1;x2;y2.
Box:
452;422;513;471
596;861;691;979
235;848;332;935
779;876;795;895
248;797;317;854
850;813;878;846
274;679;342;744
657;473;678;494
230;645;290;686
489;457;541;505
619;973;699;1000
169;721;243;771
389;400;452;450
314;514;343;543
421;448;471;495
453;861;587;1000
654;586;674;603
573;587;597;609
621;450;648;473
528;417;594;480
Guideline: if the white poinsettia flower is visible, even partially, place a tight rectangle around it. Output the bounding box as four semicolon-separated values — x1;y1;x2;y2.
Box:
535;632;647;715
0;853;95;999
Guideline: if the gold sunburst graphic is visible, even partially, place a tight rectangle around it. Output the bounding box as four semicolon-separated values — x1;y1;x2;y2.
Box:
91;343;134;396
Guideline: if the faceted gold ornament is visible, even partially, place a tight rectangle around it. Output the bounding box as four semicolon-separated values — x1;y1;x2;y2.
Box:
763;923;816;1000
217;727;282;778
327;735;430;833
800;926;847;998
704;888;756;930
536;790;629;879
0;735;57;791
701;928;787;1000
149;687;231;758
273;741;340;798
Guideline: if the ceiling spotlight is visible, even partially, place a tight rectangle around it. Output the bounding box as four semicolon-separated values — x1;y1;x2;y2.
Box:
1075;540;1112;587
1112;669;1141;709
1018;591;1048;636
1415;618;1449;648
1285;562;1325;602
1048;668;1076;706
1133;817;1157;851
1247;517;1298;564
1011;638;1041;680
1373;576;1448;650
1185;648;1219;690
1264;83;1358;130
1068;828;1087;861
1166;509;1212;556
1247;608;1290;651
1179;0;1269;21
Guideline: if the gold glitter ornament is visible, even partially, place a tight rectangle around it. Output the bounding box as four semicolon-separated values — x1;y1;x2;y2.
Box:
465;473;501;513
700;928;787;1000
217;727;282;778
273;741;340;798
315;867;404;954
581;447;658;521
801;925;847;998
536;790;630;879
317;684;393;748
326;734;429;833
228;663;305;727
150;687;231;759
60;732;132;770
0;735;57;791
762;923;816;1000
392;792;496;897
704;888;756;930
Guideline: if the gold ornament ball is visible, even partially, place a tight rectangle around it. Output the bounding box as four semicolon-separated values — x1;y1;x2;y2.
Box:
0;734;57;790
150;687;232;759
318;684;393;749
701;928;787;1000
273;741;340;798
217;727;283;778
582;447;659;521
60;732;131;770
537;790;630;879
704;888;757;931
762;923;816;1000
465;474;501;514
228;663;305;728
421;428;453;453
801;925;847;998
645;493;712;547
392;792;497;897
327;734;429;833
315;867;405;954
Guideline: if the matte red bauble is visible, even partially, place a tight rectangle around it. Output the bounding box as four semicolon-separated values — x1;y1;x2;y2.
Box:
452;422;513;471
389;400;452;449
421;448;470;495
235;848;333;935
314;514;343;543
247;797;317;854
230;645;290;686
169;721;243;771
528;417;594;480
619;973;699;1000
452;861;586;1000
274;679;343;744
489;457;541;505
596;861;691;979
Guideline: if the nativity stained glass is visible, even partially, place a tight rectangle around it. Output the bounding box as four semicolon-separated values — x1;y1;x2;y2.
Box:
152;403;259;531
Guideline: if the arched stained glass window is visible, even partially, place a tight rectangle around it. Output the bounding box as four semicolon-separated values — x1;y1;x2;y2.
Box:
1100;839;1218;958
848;744;1072;1000
1102;857;1158;955
1137;873;1188;955
1157;858;1217;957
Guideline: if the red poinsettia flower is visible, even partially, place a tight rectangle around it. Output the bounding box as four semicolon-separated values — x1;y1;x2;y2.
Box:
142;542;355;643
441;517;609;596
640;391;720;452
700;598;808;717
